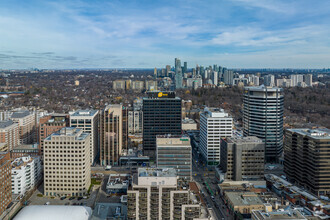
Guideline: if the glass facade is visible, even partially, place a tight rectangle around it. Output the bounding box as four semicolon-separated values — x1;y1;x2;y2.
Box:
143;96;182;159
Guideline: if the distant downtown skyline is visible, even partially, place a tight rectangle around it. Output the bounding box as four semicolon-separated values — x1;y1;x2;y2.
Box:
0;0;329;69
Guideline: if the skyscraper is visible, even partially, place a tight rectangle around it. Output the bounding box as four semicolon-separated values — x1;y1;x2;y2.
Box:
284;128;330;196
43;128;91;197
100;104;123;166
243;86;284;162
70;110;99;164
264;75;275;87
183;61;187;74
223;69;234;85
174;58;183;89
142;91;182;158
200;108;233;166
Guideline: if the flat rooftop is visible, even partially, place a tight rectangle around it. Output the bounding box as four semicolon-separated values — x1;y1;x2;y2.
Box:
156;135;191;146
287;128;330;140
202;107;230;118
45;127;89;141
138;168;177;178
224;136;263;144
226;191;264;207
71;109;98;117
252;209;307;219
0;120;15;128
11;111;31;118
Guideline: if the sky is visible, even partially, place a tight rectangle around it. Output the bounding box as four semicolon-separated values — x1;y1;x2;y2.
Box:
0;0;329;69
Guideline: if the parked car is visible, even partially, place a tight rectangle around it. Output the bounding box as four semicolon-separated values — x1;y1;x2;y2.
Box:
60;196;66;200
44;202;50;205
69;197;75;200
77;197;83;201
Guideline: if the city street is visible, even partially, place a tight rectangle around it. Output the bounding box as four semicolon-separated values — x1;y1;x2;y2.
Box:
192;148;230;220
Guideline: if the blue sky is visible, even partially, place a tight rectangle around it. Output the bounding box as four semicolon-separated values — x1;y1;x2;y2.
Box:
0;0;329;69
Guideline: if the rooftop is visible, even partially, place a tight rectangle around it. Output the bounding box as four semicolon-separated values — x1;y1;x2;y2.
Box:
156;135;191;146
244;85;283;92
11;110;31;118
70;109;98;117
202;107;230;118
182;118;197;124
44;127;89;141
252;209;307;219
0;120;15;128
287;128;330;140
224;136;263;144
138;167;177;178
225;191;264;207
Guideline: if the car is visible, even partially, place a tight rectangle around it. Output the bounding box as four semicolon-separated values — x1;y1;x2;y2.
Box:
60;196;66;200
211;196;215;200
83;196;87;199
77;197;83;201
64;202;70;205
69;197;75;200
44;202;50;205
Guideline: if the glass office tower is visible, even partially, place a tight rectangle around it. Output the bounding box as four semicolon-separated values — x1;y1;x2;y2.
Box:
243;85;284;162
142;91;182;159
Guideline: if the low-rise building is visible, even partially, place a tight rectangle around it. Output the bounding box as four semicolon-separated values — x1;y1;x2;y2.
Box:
182;118;198;130
251;209;307;220
224;191;264;215
106;174;130;194
11;144;40;159
11;156;42;196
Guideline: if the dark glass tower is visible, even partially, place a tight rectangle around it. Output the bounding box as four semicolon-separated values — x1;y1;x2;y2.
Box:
143;91;182;159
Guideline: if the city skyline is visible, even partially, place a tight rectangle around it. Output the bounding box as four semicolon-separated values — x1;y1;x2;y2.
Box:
0;0;329;69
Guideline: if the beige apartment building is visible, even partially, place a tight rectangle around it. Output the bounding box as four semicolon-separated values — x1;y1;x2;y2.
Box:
43;127;91;197
11;111;36;144
127;168;205;220
100;104;123;166
0;120;19;151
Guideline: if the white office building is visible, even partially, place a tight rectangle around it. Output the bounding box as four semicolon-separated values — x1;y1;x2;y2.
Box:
70;110;99;164
11;156;42;196
199;108;233;166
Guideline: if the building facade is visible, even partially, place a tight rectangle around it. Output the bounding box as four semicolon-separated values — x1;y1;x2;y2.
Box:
243;86;284;162
39;114;69;155
199;108;232;166
0;152;11;216
220;136;265;181
43;128;91;196
11;156;42;196
100;104;123;166
11;111;36;144
0;120;19;151
284;128;330;196
156;135;192;181
127;168;203;220
143;91;182;159
70;110;99;164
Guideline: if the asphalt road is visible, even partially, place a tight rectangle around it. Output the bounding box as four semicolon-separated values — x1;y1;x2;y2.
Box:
192;149;230;220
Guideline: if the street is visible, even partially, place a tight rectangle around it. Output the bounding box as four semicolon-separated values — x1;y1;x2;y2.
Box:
192;148;230;220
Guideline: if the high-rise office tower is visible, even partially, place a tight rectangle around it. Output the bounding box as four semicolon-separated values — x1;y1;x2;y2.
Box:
211;71;218;86
39;114;69;155
0;152;11;216
128;98;143;134
142;91;182;159
220;136;265;181
0;120;19;151
243;86;284;162
156;135;192;180
284;128;330;196
43;128;91;196
183;61;187;74
100;104;123;166
200;108;233;166
166;65;171;76
263;75;275;87
70;110;99;164
154;67;157;78
213;64;218;72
